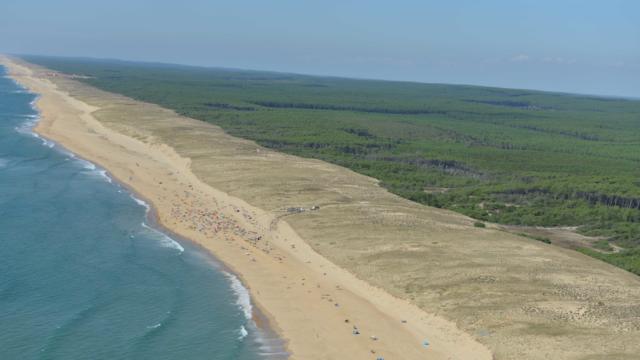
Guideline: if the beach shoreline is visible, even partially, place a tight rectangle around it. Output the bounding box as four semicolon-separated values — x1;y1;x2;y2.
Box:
1;57;493;359
3;60;290;358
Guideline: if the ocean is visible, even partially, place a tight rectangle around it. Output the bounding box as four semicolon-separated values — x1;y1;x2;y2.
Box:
0;66;285;360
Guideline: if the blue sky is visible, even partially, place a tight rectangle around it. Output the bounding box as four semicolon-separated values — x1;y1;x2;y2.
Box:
1;0;638;97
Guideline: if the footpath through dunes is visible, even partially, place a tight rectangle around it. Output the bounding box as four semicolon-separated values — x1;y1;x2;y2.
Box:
6;57;640;360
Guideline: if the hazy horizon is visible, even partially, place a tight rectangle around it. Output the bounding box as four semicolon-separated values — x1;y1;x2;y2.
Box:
14;52;640;100
2;1;638;97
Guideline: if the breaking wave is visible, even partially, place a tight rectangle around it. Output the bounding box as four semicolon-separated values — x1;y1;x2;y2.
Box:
76;159;113;183
141;222;185;253
224;272;253;320
238;325;249;340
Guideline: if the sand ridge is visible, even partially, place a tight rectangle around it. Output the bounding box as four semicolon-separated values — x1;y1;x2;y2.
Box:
4;56;640;360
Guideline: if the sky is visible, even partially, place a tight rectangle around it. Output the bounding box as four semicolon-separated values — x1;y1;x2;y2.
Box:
1;0;638;97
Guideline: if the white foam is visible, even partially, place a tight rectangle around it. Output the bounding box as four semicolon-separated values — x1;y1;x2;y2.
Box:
238;325;249;340
15;124;53;151
224;272;253;320
42;138;55;148
7;81;55;155
74;157;114;183
10;105;112;185
68;154;116;184
80;161;113;183
11;90;45;145
141;222;185;253
79;159;95;170
146;323;162;330
130;194;151;212
29;95;40;107
14;117;38;136
96;169;112;183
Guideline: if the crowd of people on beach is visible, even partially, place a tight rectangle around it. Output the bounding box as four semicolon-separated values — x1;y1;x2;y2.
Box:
166;186;284;263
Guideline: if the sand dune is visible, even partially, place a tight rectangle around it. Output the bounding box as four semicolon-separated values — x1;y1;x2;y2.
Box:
4;56;639;359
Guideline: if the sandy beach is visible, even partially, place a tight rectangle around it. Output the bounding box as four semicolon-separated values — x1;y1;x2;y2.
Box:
4;55;639;360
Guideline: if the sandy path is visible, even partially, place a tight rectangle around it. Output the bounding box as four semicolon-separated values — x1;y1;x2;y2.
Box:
1;57;492;359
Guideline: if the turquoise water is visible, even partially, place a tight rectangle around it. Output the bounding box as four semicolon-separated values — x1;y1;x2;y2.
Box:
0;66;285;360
